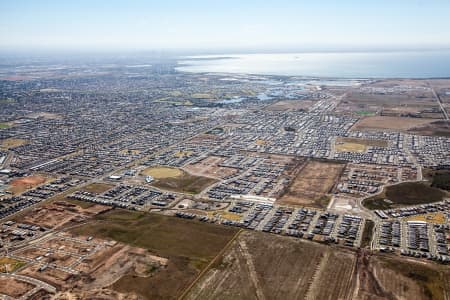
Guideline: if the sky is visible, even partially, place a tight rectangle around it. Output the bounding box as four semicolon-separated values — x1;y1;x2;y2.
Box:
1;0;450;52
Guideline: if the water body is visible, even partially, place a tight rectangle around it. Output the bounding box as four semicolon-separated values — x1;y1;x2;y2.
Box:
177;51;450;78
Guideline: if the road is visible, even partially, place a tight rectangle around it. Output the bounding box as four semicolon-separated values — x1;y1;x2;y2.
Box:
430;84;449;120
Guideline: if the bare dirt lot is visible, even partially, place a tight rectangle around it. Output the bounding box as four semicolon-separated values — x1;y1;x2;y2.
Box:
265;100;315;111
19;201;110;229
8;175;47;195
335;137;388;153
184;155;237;179
81;182;114;194
351;116;436;132
187;231;450;300
408;120;450;137
278;160;345;208
0;276;35;298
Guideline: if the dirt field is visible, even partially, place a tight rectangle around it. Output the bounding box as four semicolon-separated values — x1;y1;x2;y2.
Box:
146;167;217;194
278;160;345;208
81;182;114;194
18;200;110;229
8;175;47;195
0;276;35;298
141;166;183;178
352;116;436;131
404;212;447;224
335;137;388;153
408;120;450;137
0;138;28;149
71;209;239;299
265;100;315;111
184;155;237;179
187;231;449;300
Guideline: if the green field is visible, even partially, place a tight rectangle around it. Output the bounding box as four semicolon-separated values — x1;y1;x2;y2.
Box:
71;209;238;299
355;110;375;116
0;123;10;129
363;182;447;210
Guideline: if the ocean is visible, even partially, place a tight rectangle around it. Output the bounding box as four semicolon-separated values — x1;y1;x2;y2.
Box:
176;50;450;78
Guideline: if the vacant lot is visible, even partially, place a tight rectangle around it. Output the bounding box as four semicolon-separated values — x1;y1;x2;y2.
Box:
265;100;315;111
148;168;217;194
184;155;237;179
187;231;330;300
141;166;184;178
363;182;447;210
9;175;47;195
0;138;27;149
0;276;35;298
408;120;450;137
81;182;114;194
278;160;345;208
188;232;447;300
352;116;436;131
71;209;239;299
335;137;388;153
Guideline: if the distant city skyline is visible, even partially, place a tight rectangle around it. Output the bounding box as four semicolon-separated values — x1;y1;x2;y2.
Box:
1;0;450;52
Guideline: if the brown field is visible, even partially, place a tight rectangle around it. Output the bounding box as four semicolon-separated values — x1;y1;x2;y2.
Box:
352;116;436;131
1;138;28;149
187;231;449;300
335;137;388;153
337;80;443;118
141;166;184;178
265;100;315;111
8;175;47;195
408;120;450;137
81;182;114;194
18;201;110;229
68;209;239;300
278;160;345;208
145;167;217;194
184;155;237;179
19;263;72;289
0;276;35;298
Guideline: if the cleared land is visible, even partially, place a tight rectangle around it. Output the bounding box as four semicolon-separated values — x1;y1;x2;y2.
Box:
0;138;28;149
141;166;183;179
71;209;239;300
278;160;345;208
265;100;315;111
144;167;217;194
351;116;436;132
335;137;388;153
184;155;237;179
8;175;47;195
187;231;448;300
0;276;35;298
363;182;448;210
81;182;114;194
408;120;450;137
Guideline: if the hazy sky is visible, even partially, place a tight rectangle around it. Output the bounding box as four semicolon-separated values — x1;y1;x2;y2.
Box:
1;0;450;52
